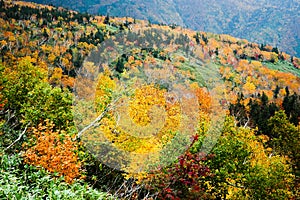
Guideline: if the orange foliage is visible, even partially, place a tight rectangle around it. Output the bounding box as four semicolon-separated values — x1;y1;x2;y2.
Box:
264;45;273;52
23;121;81;183
61;75;75;88
0;85;7;111
208;38;220;51
193;86;212;113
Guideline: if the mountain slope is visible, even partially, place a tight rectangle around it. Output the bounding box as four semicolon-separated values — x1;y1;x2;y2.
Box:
24;0;300;56
0;1;299;199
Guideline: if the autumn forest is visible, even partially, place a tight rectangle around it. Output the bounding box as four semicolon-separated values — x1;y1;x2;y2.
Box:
0;0;299;199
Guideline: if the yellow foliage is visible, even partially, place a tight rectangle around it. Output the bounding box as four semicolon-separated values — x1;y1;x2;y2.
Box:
0;40;7;47
236;128;289;169
49;67;63;85
261;51;272;61
129;84;166;126
251;60;263;69
48;53;56;63
94;72;116;113
92;82;187;174
208;38;220;50
243;79;256;95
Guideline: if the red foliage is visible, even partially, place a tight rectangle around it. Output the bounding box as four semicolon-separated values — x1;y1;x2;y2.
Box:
144;136;214;199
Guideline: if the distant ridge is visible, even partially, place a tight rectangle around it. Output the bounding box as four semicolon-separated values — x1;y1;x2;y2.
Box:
23;0;300;56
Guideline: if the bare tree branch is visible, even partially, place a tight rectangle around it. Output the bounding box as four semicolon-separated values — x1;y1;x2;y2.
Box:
5;125;29;151
76;97;121;140
226;180;245;189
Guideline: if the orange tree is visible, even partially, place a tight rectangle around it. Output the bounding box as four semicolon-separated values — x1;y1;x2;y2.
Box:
22;120;81;183
0;58;78;183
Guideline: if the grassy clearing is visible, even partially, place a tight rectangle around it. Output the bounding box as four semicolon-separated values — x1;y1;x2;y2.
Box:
263;60;300;77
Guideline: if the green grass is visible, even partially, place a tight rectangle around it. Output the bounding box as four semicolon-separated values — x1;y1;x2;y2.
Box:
176;57;223;89
0;153;114;200
263;60;300;77
106;25;119;33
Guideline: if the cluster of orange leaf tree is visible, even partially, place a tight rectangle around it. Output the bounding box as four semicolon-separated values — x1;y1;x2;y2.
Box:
0;0;299;199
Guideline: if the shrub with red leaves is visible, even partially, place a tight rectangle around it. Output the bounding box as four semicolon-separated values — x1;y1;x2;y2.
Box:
144;136;214;199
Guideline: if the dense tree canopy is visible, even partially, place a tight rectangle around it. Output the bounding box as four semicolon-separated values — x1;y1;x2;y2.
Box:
0;0;299;199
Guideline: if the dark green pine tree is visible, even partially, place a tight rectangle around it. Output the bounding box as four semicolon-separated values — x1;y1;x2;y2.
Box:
248;92;279;135
282;86;300;125
273;85;280;99
43;28;49;38
116;57;125;73
282;86;291;117
194;32;200;45
0;0;4;9
272;46;279;54
104;13;110;24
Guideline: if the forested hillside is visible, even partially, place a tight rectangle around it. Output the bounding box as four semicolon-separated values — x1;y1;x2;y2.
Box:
0;0;299;199
24;0;300;57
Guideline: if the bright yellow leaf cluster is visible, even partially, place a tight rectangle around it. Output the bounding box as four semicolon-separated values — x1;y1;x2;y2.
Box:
95;72;116;113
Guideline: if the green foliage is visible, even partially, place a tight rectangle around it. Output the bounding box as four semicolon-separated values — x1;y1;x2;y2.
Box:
282;91;300;126
0;59;74;154
205;118;251;199
205;117;295;199
0;59;45;118
0;123;21;152
268;111;300;175
0;59;77;185
20;82;74;130
0;1;299;199
0;154;113;200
